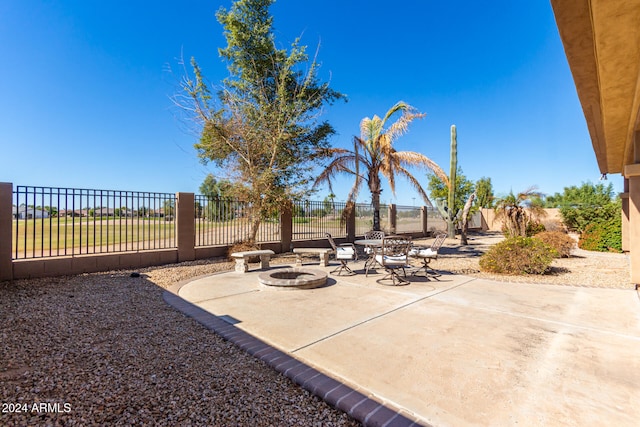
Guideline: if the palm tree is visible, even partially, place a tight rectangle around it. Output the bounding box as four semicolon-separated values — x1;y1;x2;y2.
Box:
494;187;547;237
315;101;448;231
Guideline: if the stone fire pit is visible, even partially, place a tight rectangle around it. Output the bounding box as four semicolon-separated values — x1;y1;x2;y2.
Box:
258;268;327;290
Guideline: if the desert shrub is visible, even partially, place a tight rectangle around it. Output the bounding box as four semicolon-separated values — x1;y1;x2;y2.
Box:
533;231;575;258
542;220;565;232
479;236;557;275
525;221;546;237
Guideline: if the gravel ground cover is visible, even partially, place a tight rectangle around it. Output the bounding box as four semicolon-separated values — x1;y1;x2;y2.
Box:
0;232;633;426
416;232;633;290
0;267;360;427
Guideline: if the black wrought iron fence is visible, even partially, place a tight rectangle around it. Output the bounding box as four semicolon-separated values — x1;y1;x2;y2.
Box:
12;186;438;260
12;186;176;259
396;205;422;233
380;204;391;232
292;199;347;240
194;195;281;246
426;206;447;233
354;203;374;236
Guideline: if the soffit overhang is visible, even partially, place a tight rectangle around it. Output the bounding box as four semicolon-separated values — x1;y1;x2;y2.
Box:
550;0;640;175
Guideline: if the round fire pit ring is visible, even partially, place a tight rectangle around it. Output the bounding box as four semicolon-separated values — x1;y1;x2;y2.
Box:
258;268;327;290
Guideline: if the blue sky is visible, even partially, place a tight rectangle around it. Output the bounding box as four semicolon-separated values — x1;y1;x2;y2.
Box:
0;0;622;206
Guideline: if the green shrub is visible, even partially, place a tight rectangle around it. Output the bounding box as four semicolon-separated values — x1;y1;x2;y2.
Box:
578;217;622;252
479;236;557;275
533;231;575;258
578;223;603;251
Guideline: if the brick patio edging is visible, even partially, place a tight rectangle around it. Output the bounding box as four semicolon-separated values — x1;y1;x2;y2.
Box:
162;290;427;427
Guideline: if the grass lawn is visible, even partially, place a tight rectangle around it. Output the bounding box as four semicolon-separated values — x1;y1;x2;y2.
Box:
11;215;427;258
12;217;176;258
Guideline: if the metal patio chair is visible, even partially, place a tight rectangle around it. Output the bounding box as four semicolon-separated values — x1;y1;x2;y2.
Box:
409;233;447;278
363;230;385;269
325;233;358;275
373;237;413;285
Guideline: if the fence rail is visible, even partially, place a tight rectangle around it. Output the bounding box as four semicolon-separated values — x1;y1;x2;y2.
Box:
12;186;176;259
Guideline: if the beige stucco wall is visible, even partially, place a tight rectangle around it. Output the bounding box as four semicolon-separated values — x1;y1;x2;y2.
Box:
480;208;565;232
12;250;179;279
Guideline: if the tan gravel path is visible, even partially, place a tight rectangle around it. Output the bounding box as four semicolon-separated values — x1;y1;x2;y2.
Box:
0;231;632;426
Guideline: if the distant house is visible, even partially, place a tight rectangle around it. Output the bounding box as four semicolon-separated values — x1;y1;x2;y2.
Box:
58;209;87;217
117;208;135;217
93;208;115;217
13;206;49;219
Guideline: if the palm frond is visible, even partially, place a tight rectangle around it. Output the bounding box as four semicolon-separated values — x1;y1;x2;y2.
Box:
518;186;542;201
377;139;397;194
312;154;358;189
360;116;382;145
386;111;426;142
380;101;411;124
392;151;449;186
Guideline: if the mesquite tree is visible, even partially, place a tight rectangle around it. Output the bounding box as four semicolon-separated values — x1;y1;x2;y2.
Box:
174;0;343;242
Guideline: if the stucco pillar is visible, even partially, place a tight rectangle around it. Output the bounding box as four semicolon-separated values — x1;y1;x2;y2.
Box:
280;203;292;251
623;165;640;286
621;178;630;252
421;206;428;236
0;183;12;281
176;192;195;262
389;204;397;234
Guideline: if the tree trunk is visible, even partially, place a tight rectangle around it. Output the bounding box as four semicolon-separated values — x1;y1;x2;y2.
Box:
248;216;261;243
246;198;263;243
459;193;476;245
371;190;381;231
370;173;382;231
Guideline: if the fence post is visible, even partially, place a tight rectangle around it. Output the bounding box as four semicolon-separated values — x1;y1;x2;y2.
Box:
421;206;428;236
176;192;195;262
346;202;356;242
280;202;292;252
389;204;397;234
0;183;12;281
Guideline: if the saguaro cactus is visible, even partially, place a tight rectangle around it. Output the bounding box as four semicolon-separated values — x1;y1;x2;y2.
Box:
434;125;459;238
447;125;457;238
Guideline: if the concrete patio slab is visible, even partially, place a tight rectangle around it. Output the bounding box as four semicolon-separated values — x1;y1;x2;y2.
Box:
172;261;640;426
